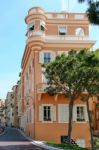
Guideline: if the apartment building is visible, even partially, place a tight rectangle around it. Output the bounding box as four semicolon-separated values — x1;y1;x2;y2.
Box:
11;85;19;128
21;7;95;148
5;85;19;127
0;99;5;126
17;79;23;128
5;92;14;126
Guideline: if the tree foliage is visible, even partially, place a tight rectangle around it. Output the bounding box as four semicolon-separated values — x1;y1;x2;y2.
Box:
43;50;86;144
43;49;99;148
78;0;99;25
77;50;99;150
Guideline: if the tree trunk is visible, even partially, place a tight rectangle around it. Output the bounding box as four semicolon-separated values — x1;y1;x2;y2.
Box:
67;99;74;144
86;100;95;150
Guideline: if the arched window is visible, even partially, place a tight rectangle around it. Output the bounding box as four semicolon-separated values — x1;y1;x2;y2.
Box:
75;28;85;36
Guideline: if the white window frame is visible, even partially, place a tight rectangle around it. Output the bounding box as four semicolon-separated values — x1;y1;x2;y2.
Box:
75;28;85;36
27;21;35;31
58;26;67;35
40;20;46;31
43;52;51;63
42;104;53;123
39;104;54;123
75;104;88;123
39;51;56;64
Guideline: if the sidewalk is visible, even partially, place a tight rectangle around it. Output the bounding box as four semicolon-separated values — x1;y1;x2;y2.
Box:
18;128;63;150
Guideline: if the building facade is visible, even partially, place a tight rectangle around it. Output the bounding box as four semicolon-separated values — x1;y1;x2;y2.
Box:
21;7;95;148
0;99;5;126
5;92;14;127
5;85;19;128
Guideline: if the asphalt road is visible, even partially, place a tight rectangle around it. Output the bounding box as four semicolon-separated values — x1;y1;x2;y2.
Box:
0;127;47;150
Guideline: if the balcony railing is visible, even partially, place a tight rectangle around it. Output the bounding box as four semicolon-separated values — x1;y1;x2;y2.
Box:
45;35;89;41
37;83;49;93
27;30;90;44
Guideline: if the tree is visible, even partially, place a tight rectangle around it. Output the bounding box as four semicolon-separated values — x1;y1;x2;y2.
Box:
78;0;99;25
44;49;99;148
43;50;86;144
76;50;99;150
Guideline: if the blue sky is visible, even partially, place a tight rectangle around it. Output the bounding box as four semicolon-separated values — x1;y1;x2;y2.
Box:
0;0;99;99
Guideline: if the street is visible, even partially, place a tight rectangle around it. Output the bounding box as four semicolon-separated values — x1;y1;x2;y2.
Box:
0;128;47;150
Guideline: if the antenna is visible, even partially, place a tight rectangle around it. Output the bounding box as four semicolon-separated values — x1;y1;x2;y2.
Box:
68;0;70;12
61;0;70;12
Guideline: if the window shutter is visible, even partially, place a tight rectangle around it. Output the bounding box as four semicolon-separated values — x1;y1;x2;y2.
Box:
27;109;29;123
39;106;43;121
73;105;77;121
52;105;56;121
31;106;34;123
59;104;69;123
39;51;44;63
84;105;89;122
51;52;56;61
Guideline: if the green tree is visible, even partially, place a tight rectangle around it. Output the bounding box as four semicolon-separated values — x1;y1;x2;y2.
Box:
43;50;86;144
44;49;99;148
78;0;99;25
77;50;99;150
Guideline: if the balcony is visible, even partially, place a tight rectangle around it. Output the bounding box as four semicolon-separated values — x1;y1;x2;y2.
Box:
37;83;49;93
27;30;45;38
26;30;92;45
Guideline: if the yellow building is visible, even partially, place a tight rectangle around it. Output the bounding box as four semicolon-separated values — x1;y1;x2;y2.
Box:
21;7;95;148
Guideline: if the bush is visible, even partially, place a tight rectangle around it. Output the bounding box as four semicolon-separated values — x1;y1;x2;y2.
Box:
94;137;99;148
46;142;88;150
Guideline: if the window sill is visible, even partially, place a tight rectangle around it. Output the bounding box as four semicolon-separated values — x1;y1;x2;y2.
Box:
42;121;53;123
75;121;88;123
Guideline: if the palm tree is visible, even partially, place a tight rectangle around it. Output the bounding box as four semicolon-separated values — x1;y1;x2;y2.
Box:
78;0;99;25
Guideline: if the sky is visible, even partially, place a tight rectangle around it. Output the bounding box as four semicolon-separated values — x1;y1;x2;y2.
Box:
0;0;99;99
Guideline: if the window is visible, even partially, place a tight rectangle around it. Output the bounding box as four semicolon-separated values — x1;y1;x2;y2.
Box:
59;26;67;35
39;51;56;64
28;22;35;31
77;106;85;122
26;72;28;80
44;52;51;63
29;65;31;74
75;28;84;36
43;106;51;121
75;15;84;20
40;20;46;31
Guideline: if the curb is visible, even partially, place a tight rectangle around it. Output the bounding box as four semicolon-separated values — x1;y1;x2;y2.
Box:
31;141;63;150
17;128;63;150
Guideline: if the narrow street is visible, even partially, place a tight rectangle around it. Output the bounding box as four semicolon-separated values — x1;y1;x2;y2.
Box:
0;128;47;150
